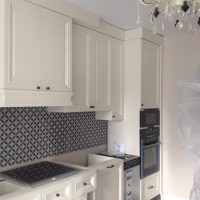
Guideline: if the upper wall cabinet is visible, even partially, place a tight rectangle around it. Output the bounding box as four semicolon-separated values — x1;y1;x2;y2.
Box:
90;32;111;111
0;0;72;107
141;40;161;108
49;24;113;113
110;38;124;120
49;24;124;117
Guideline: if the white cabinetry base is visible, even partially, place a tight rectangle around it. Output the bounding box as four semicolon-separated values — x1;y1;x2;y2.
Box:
0;89;73;107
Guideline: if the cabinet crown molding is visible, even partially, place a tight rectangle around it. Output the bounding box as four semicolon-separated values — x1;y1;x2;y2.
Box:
24;0;100;27
125;28;164;46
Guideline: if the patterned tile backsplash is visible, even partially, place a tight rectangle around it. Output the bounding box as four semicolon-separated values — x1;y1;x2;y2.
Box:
0;107;107;167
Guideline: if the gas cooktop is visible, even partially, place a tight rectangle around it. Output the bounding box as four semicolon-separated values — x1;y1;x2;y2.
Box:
0;161;78;187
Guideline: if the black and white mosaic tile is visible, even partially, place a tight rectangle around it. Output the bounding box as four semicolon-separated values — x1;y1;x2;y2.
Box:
0;108;107;167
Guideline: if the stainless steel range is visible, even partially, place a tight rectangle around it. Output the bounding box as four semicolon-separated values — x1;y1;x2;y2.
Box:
0;161;78;188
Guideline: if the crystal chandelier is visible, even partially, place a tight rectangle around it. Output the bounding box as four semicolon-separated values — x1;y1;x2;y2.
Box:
140;0;200;33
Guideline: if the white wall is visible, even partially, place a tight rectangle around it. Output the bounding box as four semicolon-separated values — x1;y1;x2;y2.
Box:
162;33;200;199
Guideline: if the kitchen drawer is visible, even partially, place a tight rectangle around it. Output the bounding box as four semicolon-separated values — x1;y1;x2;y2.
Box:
72;172;96;198
43;182;72;200
141;172;160;200
74;194;87;200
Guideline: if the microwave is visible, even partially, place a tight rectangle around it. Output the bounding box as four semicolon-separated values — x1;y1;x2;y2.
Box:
140;108;160;128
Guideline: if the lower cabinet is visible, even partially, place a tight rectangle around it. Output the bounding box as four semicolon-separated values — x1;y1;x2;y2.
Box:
42;182;72;200
72;171;96;199
141;172;160;200
8;193;42;200
3;170;96;200
88;155;123;200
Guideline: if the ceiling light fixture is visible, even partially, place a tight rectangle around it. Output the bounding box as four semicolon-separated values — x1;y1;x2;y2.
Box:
139;0;200;33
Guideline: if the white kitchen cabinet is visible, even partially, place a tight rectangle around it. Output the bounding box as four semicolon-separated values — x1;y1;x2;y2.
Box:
70;24;91;111
72;171;96;199
88;155;123;200
96;164;122;200
42;181;72;200
141;172;160;200
0;0;72;106
6;0;42;91
95;38;124;121
89;32;111;111
49;24;112;113
49;24;124;118
110;38;124;120
42;9;72;92
141;40;161;108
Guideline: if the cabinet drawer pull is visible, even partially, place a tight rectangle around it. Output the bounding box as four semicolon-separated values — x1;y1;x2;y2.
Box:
36;86;41;90
83;182;87;186
148;185;154;190
107;165;114;168
56;193;60;197
90;106;95;109
46;87;50;90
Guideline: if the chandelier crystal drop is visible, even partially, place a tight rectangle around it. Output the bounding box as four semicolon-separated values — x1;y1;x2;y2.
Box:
140;0;200;33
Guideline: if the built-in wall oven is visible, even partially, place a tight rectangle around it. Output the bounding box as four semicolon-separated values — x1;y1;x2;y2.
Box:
140;127;160;178
140;108;160;179
140;108;160;128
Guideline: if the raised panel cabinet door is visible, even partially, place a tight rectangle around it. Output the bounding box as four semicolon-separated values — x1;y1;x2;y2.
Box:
90;32;111;110
141;40;161;108
42;9;72;92
111;39;124;120
96;165;122;200
5;0;42;90
71;24;90;108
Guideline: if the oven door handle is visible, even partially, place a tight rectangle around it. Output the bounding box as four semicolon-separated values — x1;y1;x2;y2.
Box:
143;142;160;148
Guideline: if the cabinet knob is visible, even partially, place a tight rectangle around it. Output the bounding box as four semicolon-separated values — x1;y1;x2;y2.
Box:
56;193;60;197
148;185;154;190
36;86;41;90
90;106;95;109
83;182;87;186
46;87;50;90
141;104;144;106
107;165;114;168
112;115;116;118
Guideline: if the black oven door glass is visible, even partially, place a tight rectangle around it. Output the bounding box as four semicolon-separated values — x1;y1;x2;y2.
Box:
142;143;160;177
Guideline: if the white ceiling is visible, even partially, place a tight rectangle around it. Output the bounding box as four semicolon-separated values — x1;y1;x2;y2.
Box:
66;0;187;36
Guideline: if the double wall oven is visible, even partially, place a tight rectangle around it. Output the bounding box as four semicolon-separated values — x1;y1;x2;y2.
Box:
140;108;160;179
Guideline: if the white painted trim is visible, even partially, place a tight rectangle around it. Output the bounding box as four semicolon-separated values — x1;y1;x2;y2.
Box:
74;21;125;40
24;0;100;27
0;89;73;107
125;28;164;46
163;194;188;200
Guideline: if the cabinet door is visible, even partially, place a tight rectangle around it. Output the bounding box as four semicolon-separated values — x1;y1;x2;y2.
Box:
141;40;161;108
90;32;111;110
6;0;42;90
111;39;124;120
42;9;72;92
96;164;122;200
71;24;90;109
141;172;160;200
